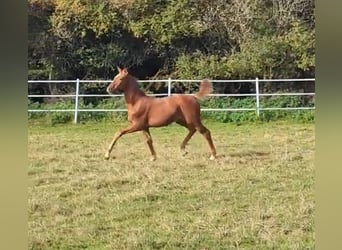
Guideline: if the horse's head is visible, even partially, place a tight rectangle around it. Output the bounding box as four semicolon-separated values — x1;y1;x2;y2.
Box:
107;66;129;94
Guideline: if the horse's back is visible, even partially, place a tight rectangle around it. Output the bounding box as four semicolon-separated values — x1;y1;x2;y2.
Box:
146;95;200;127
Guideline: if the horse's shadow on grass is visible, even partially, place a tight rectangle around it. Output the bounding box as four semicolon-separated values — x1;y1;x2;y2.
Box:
229;150;270;158
215;150;271;159
186;151;271;169
102;149;270;164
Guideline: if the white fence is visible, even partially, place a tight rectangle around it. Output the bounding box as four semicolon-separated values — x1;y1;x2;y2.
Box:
28;78;315;123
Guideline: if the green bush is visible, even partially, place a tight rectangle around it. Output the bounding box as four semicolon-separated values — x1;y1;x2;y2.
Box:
258;95;314;122
28;95;314;125
200;97;258;124
49;112;73;125
44;100;74;125
28;98;128;125
28;100;45;119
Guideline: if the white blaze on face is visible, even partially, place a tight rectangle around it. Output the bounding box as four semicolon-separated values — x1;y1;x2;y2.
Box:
107;72;121;94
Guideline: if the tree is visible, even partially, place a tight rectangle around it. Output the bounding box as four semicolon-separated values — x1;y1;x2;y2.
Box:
28;0;315;82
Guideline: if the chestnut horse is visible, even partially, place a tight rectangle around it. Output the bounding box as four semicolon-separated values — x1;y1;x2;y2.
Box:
104;67;216;161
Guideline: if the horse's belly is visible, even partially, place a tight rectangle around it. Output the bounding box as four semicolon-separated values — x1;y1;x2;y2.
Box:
147;102;178;127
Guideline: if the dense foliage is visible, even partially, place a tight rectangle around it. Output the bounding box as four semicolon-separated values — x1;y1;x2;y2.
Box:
28;95;314;125
28;0;315;80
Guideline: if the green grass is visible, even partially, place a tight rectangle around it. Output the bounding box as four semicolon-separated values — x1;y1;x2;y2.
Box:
28;120;315;249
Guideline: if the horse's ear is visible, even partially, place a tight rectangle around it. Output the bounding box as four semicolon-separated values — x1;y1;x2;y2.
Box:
122;68;128;74
116;66;122;72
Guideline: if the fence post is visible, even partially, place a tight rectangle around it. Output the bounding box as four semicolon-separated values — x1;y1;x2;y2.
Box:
167;77;171;96
255;77;260;116
74;78;80;124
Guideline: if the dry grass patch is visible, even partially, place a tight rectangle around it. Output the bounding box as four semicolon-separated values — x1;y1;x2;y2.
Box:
28;120;314;249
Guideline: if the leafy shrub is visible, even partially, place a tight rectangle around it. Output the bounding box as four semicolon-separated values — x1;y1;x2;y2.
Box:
28;98;128;125
43;100;74;125
49;112;73;125
28;94;314;125
28;100;45;119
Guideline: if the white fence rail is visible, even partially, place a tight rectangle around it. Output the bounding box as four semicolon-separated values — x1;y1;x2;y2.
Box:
28;78;315;123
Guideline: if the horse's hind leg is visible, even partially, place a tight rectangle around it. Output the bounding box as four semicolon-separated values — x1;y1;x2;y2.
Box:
195;123;217;160
176;120;196;156
180;128;196;156
142;129;157;161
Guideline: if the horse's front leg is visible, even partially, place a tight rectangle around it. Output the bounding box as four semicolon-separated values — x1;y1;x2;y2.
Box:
104;125;141;160
142;129;157;161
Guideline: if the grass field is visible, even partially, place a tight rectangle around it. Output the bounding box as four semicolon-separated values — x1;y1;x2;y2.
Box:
28;119;315;249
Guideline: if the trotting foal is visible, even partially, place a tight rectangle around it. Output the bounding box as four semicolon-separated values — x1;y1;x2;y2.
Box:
104;67;216;161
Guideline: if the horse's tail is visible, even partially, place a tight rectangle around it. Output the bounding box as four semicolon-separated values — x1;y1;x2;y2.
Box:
195;79;213;100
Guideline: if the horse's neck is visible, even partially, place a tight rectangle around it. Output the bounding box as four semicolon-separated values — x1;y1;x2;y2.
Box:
123;79;146;106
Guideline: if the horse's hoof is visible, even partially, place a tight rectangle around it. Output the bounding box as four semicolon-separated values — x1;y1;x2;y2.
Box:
104;153;110;160
209;155;216;160
181;150;188;157
180;147;188;156
150;156;156;161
